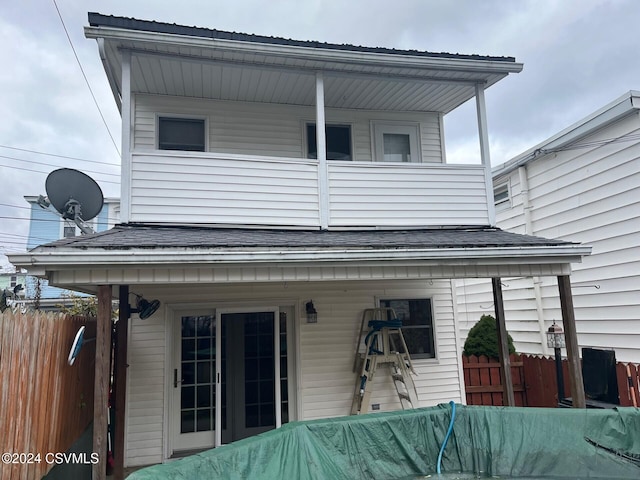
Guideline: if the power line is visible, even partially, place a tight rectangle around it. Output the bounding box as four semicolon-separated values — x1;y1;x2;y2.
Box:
0;144;120;167
0;154;120;177
52;0;121;158
0;163;120;184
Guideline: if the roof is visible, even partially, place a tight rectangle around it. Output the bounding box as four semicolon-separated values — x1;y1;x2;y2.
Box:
85;13;523;114
88;13;516;64
35;224;573;251
493;90;640;179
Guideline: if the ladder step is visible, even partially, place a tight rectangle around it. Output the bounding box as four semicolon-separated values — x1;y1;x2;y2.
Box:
392;373;405;383
398;392;411;401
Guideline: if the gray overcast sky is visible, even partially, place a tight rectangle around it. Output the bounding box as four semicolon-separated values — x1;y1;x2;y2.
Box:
1;0;638;270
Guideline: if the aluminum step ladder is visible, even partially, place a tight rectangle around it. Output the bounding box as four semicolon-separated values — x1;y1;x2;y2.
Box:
351;308;418;415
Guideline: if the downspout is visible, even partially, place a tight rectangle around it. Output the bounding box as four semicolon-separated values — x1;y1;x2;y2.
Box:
120;50;132;223
518;165;549;354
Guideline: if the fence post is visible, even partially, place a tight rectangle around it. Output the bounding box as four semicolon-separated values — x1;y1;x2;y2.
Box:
93;285;112;480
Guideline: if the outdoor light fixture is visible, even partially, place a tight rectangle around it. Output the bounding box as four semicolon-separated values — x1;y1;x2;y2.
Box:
546;321;566;403
546;321;566;349
130;293;161;320
305;300;318;324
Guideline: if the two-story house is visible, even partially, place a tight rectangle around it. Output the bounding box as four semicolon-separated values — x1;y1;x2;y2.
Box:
9;13;590;475
458;91;640;363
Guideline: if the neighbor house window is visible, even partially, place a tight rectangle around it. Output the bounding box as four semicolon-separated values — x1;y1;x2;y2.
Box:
380;298;435;358
493;182;510;209
158;117;206;151
373;122;421;163
306;123;352;160
63;225;77;238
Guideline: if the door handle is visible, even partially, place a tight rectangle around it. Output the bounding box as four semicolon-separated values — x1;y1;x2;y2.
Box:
174;369;183;388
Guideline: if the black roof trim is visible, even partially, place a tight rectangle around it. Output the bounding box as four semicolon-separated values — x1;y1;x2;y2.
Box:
34;224;573;251
88;13;516;63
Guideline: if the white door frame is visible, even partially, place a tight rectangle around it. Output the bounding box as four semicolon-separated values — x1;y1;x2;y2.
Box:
215;306;281;447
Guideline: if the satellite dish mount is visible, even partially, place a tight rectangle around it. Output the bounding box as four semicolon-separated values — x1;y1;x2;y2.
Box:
40;168;104;235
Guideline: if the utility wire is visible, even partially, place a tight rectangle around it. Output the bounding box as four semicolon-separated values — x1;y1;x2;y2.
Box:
0;144;120;167
0;154;120;177
52;0;121;158
0;163;120;184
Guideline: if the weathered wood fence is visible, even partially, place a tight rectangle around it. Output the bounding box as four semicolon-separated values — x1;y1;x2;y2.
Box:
0;311;96;480
464;354;639;408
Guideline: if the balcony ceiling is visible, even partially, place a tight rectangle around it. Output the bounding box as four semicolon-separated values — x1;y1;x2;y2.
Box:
87;13;522;113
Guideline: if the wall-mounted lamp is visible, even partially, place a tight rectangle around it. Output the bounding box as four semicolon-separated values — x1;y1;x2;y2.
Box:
130;293;161;320
305;300;318;324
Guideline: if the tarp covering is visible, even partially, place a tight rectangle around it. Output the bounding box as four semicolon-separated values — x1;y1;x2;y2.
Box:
128;405;640;479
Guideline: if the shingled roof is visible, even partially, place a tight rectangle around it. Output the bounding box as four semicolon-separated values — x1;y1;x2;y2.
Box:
32;225;574;252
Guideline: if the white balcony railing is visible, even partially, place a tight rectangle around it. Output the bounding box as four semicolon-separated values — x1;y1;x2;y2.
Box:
128;152;490;228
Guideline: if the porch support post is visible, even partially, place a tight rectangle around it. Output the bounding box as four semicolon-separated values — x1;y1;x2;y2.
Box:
557;275;586;408
315;71;329;229
120;49;132;222
93;285;112;480
111;286;130;479
491;278;515;406
475;83;496;226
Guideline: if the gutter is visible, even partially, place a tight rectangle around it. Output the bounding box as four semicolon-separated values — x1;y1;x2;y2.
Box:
9;245;592;269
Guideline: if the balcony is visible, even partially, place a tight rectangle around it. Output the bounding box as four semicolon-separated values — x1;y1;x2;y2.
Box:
128;151;490;228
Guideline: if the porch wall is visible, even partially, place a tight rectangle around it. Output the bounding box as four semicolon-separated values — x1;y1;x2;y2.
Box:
123;279;463;468
132;94;444;162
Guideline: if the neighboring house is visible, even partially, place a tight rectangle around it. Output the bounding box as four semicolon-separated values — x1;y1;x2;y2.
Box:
0;271;27;310
10;13;590;471
457;91;640;363
22;195;120;309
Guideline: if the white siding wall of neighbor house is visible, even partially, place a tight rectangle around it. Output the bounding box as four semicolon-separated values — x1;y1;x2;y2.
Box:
124;279;463;467
457;112;640;362
125;94;492;227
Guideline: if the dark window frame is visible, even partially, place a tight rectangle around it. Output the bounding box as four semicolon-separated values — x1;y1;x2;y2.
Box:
379;298;435;359
158;116;206;152
306;123;353;161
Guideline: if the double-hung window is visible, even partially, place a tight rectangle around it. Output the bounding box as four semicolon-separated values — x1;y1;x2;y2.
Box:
306;123;352;161
380;298;435;358
158;117;206;151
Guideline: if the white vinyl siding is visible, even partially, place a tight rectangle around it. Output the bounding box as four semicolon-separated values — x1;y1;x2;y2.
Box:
123;279;463;467
328;163;489;226
457;112;640;362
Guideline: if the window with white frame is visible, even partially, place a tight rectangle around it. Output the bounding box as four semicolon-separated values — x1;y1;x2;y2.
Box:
158;117;206;151
493;182;510;209
306;123;352;160
373;122;421;163
380;298;435;358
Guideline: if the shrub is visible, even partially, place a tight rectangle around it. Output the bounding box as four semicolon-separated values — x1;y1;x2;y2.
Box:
463;314;516;359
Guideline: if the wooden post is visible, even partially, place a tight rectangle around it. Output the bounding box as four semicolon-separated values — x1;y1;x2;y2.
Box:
492;278;515;406
557;275;586;408
93;285;112;480
111;286;129;479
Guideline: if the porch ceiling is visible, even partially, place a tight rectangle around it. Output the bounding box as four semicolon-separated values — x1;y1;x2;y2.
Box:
86;13;522;113
9;225;591;289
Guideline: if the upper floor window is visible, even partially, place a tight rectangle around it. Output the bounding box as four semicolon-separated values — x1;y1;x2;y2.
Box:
63;225;77;238
306;123;352;161
373;122;421;163
493;182;510;210
380;298;435;359
158;117;205;151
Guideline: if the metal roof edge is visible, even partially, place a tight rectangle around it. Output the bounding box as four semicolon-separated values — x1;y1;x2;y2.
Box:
493;90;640;179
86;12;519;66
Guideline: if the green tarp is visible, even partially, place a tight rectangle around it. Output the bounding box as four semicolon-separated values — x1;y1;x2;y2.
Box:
129;405;640;479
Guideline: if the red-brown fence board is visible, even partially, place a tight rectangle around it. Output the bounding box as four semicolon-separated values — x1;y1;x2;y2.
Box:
463;354;525;406
465;353;640;409
0;311;96;480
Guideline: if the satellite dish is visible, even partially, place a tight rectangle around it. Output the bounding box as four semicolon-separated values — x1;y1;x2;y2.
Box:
68;325;96;366
45;168;104;234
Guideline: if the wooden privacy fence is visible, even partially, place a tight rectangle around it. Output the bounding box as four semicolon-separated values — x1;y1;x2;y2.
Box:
464;354;640;408
463;354;527;406
0;311;96;480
